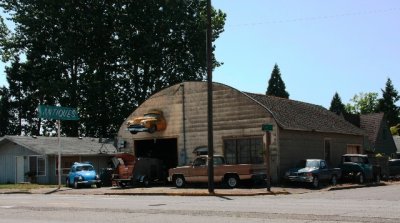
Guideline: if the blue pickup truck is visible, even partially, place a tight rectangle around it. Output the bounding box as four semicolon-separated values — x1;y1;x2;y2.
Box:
284;159;341;188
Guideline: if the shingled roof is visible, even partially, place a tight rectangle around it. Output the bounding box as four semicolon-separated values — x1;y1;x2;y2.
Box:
360;113;385;146
243;92;365;136
0;135;117;155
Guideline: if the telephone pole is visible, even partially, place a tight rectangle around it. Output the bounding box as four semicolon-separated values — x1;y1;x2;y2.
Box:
206;0;214;194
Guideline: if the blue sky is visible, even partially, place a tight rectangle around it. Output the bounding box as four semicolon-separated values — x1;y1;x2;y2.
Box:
1;1;399;109
212;0;400;108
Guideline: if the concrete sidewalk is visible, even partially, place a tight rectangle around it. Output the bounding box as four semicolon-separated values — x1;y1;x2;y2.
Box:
1;181;395;196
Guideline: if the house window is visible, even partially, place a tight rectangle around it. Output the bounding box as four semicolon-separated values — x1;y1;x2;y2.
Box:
224;138;263;164
347;145;361;154
324;140;331;163
56;156;79;175
28;156;46;176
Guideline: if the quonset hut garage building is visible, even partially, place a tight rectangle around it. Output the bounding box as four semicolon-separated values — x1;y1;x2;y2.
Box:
117;81;365;183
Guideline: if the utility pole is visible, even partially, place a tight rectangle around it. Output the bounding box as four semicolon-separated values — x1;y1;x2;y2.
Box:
206;0;214;194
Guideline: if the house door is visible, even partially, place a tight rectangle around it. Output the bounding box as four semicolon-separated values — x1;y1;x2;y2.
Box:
16;156;24;183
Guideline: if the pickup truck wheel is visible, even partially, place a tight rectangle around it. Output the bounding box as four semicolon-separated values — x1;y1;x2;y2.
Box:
174;175;185;188
225;175;239;189
312;176;319;188
331;175;337;186
375;174;381;183
142;177;150;187
357;172;365;184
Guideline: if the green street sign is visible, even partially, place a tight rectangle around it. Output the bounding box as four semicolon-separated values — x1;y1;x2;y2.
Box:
38;105;79;120
262;124;273;131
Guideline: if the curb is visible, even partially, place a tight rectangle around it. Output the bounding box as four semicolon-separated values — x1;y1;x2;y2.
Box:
103;191;290;196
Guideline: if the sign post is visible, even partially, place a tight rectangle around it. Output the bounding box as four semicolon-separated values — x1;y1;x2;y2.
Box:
38;105;79;189
262;124;273;192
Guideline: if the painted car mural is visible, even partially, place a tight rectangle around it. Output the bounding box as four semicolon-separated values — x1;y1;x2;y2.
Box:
127;110;166;134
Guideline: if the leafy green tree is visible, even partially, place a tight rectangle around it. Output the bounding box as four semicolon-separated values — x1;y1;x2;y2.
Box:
266;64;289;98
376;78;400;126
329;92;346;115
345;92;379;115
0;0;226;137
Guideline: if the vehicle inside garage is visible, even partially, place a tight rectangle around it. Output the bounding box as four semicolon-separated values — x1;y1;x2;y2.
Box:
134;138;178;170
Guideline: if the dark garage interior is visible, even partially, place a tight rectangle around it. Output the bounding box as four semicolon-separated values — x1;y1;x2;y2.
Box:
134;138;178;170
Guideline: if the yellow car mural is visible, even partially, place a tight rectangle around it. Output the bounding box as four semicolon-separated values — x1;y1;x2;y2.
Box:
127;110;166;134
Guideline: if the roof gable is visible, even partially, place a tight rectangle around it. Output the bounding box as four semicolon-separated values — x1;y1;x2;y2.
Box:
360;113;385;145
243;93;364;135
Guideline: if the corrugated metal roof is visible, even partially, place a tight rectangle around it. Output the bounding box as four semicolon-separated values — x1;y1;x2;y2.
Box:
0;136;117;155
243;92;365;136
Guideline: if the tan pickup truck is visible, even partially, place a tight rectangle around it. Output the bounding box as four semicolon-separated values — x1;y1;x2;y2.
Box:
168;155;267;188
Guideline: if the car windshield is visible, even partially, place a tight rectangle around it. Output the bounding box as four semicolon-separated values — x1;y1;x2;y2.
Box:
144;113;159;118
76;165;94;171
296;160;320;168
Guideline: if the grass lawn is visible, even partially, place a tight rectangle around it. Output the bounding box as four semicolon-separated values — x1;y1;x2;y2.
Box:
0;184;58;190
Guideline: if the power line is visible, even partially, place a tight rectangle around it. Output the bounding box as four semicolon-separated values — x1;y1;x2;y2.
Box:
227;8;400;28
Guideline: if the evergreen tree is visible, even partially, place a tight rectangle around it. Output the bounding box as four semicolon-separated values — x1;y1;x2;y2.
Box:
329;92;346;115
0;87;19;136
266;64;289;98
376;78;400;126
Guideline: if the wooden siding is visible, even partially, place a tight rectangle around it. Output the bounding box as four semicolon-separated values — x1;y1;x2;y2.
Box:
0;141;39;184
118;82;277;166
279;129;364;180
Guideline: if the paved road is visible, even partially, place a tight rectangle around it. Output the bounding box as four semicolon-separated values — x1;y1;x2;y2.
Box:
1;183;399;223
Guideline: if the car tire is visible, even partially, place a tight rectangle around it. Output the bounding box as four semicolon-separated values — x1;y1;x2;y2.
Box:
142;177;150;187
96;183;102;188
74;180;79;189
66;179;70;188
375;174;381;183
357;172;365;184
174;175;185;188
225;175;239;189
312;176;319;188
331;175;337;186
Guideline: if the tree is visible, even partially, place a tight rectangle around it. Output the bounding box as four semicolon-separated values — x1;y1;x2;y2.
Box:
376;78;400;126
0;0;226;137
0;87;19;136
329;92;346;115
345;92;379;115
266;64;289;98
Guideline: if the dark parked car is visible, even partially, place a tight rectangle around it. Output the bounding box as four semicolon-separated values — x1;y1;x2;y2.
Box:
284;159;341;188
388;159;400;177
339;154;381;184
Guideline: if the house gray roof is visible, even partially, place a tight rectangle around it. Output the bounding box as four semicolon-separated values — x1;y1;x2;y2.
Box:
243;93;365;135
360;113;385;147
0;135;117;155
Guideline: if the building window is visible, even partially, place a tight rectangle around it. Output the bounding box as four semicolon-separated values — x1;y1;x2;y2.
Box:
56;156;79;175
224;138;263;164
28;156;46;176
347;145;361;154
